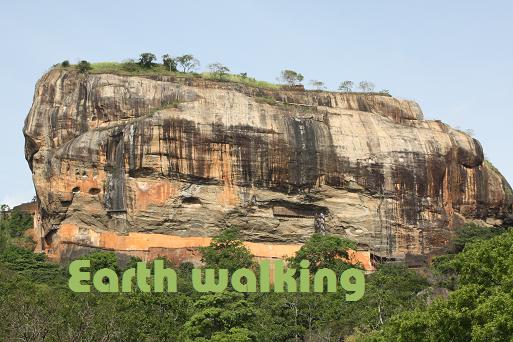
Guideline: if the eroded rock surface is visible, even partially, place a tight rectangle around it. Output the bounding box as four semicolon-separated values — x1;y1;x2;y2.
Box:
24;69;513;261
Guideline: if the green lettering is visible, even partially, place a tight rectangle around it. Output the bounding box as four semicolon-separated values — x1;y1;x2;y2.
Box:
340;268;365;301
121;268;135;292
231;268;257;292
314;268;337;293
274;260;296;293
192;269;228;292
299;260;311;292
136;262;151;292
93;268;119;292
68;260;91;293
153;259;177;292
259;260;270;292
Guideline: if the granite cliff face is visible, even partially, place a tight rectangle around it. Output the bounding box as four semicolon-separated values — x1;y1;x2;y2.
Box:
23;69;513;263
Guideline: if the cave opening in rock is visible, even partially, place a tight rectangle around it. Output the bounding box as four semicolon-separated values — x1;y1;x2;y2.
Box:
89;188;101;195
182;197;202;205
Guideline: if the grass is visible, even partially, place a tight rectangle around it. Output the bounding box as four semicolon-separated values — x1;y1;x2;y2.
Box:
58;62;280;89
55;62;287;90
89;62;187;77
55;62;392;95
201;72;280;89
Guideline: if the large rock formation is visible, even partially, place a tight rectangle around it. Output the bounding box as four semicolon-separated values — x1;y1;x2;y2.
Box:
23;68;513;263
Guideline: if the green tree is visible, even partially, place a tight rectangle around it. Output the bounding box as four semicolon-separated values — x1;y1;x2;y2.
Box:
0;210;32;238
80;250;120;274
362;228;513;341
352;263;428;331
250;292;306;341
121;58;139;72
176;54;200;72
279;69;304;86
452;223;504;253
183;292;257;341
77;60;92;73
339;80;354;92
309;80;326;90
162;54;177;71
138;52;156;68
198;228;255;273
211;327;254;341
358;81;375;92
288;233;357;273
208;63;230;80
0;245;65;285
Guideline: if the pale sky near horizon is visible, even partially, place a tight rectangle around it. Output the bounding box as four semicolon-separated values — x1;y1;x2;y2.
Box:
0;1;512;207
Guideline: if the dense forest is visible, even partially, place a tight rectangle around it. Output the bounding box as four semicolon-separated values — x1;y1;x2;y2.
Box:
0;210;511;341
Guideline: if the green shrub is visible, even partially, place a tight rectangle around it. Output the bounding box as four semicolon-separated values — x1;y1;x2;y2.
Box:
121;59;140;72
198;228;255;273
0;210;32;238
208;63;230;80
77;60;92;73
0;245;65;285
162;54;177;71
453;223;505;253
362;228;513;341
279;69;304;86
202;72;279;89
288;233;357;273
138;52;156;68
79;250;120;274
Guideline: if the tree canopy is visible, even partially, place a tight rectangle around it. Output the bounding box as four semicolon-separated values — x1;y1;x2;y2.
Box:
3;209;506;341
198;228;255;273
279;69;304;86
138;53;157;68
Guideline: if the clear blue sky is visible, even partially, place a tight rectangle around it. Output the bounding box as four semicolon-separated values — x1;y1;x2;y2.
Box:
1;1;512;206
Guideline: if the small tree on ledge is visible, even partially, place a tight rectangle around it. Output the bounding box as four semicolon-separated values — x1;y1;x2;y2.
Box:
176;54;200;73
208;63;230;80
198;228;255;273
162;54;177;71
138;53;156;68
358;81;375;92
309;80;326;90
339;80;354;92
279;69;304;86
77;60;92;73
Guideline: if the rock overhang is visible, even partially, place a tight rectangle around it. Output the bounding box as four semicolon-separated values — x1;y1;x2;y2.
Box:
23;68;513;263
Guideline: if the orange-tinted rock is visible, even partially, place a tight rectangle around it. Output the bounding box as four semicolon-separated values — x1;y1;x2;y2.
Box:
23;69;513;264
45;223;374;271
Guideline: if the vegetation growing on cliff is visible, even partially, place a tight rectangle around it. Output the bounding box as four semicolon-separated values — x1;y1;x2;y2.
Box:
5;207;506;341
0;209;33;250
278;70;304;86
198;228;256;273
201;71;280;89
0;215;429;341
55;53;392;95
356;225;513;341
